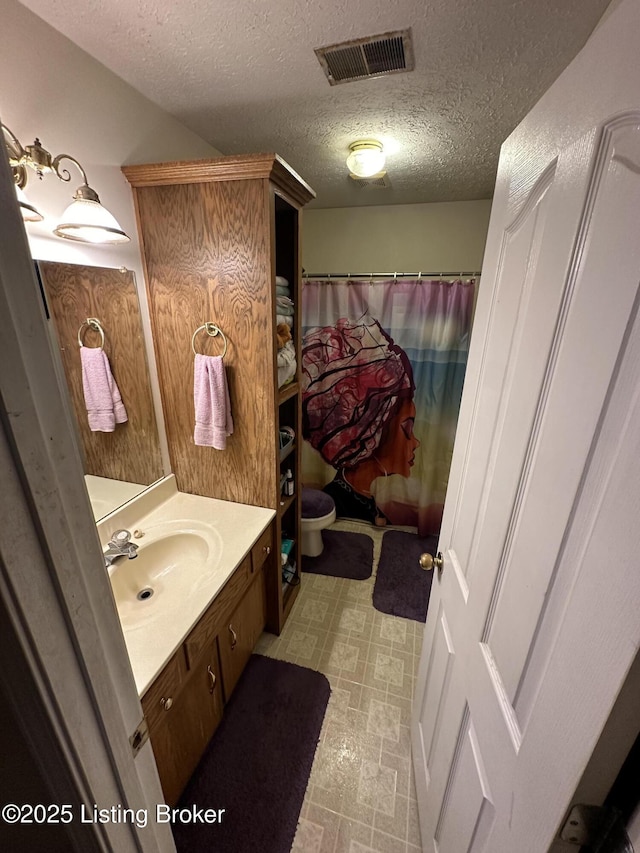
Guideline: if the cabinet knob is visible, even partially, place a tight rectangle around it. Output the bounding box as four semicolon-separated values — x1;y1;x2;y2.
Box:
160;696;173;711
207;665;216;694
263;545;271;556
229;624;238;650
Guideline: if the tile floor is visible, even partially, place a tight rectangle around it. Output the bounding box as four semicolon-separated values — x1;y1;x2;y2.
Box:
255;520;424;853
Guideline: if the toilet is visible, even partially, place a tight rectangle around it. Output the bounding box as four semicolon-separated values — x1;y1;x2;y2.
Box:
301;487;336;557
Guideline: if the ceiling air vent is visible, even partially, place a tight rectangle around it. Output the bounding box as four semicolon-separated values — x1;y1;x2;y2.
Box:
315;29;414;85
350;173;392;190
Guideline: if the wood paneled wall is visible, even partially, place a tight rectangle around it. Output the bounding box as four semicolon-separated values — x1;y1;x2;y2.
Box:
38;262;163;485
131;178;277;507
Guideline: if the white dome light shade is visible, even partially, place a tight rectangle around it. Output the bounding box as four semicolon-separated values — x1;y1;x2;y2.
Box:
346;140;386;178
54;197;130;244
15;185;44;222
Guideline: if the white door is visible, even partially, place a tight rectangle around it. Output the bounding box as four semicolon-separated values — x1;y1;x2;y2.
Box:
411;4;640;851
629;808;640;851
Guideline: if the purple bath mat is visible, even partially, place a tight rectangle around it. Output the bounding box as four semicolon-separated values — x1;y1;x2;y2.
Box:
302;529;373;580
173;655;330;853
373;530;438;622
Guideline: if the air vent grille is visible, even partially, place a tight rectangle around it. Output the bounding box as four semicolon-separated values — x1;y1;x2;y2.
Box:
363;37;406;75
315;29;413;85
324;46;369;83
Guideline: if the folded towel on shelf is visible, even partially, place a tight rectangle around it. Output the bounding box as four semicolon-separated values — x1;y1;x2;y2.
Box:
276;284;290;297
277;339;296;387
277;314;293;328
80;346;128;432
276;295;294;316
275;276;289;288
193;354;234;449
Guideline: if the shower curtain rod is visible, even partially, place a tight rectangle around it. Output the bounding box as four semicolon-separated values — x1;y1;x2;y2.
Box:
302;271;481;280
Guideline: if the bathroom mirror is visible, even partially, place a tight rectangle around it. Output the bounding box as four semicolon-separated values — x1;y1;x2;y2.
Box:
37;261;165;520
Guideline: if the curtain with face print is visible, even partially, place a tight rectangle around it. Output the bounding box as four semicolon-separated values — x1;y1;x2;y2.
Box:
301;279;476;536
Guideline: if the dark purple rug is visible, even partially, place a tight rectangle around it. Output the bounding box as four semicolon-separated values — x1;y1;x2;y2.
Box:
173;655;330;853
302;529;373;580
373;530;438;622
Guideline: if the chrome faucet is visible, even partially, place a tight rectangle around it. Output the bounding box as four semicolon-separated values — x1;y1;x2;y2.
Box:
104;529;139;567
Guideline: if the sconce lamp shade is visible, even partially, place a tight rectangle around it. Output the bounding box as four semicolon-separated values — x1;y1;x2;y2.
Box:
346;140;386;178
3;122;130;244
15;185;44;222
54;194;129;244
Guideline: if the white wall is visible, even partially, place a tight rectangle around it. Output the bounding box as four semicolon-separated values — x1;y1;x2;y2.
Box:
1;2;220;270
302;199;492;274
1;1;222;474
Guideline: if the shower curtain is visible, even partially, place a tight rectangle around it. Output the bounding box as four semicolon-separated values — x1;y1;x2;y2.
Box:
301;278;476;536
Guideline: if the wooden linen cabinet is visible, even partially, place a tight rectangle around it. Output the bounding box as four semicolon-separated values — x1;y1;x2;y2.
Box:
123;154;315;635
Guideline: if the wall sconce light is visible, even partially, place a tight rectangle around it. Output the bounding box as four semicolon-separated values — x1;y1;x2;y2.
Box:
346;139;386;178
2;123;130;245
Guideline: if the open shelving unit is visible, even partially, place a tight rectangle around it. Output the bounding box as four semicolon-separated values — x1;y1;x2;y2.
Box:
274;192;304;627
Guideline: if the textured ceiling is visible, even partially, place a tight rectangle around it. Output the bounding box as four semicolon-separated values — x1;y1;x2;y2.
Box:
22;0;612;208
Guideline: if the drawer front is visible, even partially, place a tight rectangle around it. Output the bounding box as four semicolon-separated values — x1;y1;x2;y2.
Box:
251;523;274;574
184;555;251;668
141;649;187;733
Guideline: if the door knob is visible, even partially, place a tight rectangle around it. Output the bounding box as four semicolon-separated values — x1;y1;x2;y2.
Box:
419;552;443;573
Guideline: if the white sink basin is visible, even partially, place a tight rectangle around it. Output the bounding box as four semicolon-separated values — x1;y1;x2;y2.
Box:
109;520;223;629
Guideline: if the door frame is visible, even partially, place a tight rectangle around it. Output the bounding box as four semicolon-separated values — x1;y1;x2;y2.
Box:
548;650;640;852
0;130;174;850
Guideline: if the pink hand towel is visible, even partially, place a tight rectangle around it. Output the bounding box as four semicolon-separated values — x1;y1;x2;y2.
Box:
80;346;128;432
194;354;234;449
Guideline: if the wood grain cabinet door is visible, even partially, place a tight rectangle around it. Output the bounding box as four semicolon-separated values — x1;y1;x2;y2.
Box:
144;643;223;807
219;570;266;702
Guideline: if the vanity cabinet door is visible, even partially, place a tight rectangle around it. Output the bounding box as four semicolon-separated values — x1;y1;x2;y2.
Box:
144;643;223;806
219;569;266;702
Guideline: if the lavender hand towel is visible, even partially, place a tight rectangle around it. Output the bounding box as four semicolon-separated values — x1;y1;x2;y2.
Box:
80;346;128;432
194;354;234;449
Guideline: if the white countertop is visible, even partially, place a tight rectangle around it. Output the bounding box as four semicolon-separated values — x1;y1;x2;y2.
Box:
98;477;274;696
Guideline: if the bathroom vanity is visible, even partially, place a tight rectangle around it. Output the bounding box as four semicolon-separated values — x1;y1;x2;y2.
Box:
139;526;271;805
98;476;275;805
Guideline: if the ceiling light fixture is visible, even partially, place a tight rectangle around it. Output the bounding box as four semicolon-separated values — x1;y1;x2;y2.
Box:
346;139;386;178
2;123;129;244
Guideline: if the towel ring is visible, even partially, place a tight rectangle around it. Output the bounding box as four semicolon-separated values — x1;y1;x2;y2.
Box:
77;317;105;348
191;322;228;358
